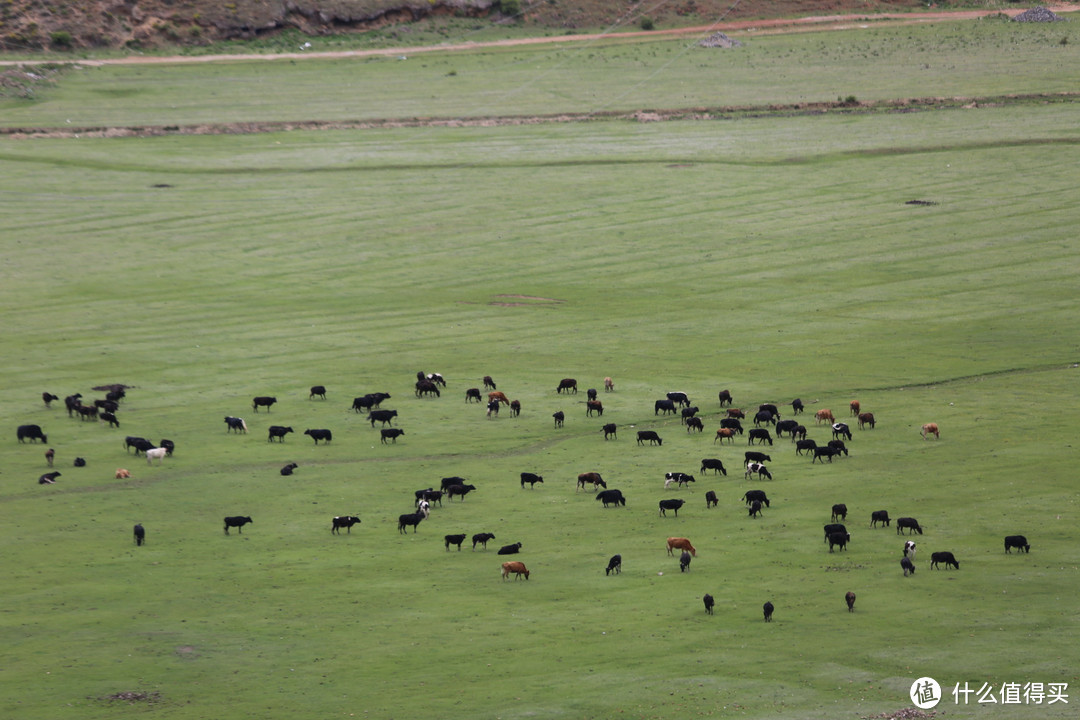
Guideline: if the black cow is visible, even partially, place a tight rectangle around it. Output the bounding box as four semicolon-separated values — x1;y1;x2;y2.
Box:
483;376;497;390
705;491;719;508
252;396;276;412
602;423;617;440
124;436;154;455
828;531;850;552
775;419;800;437
718;389;733;407
896;517;923;535
225;416;247;433
1004;535;1030;553
667;391;691;408
441;477;469;491
720;418;744;434
105;387;126;404
654;399;677;415
823;523;847;542
681;406;700;422
280;463;298;476
64;393;82;417
159;439;175;456
224;516;253;534
747;429;772;446
659;499;685;517
704;593;715;614
763;601;774;622
596;489;626;507
38;471;61;484
901;557;916;576
586;388;598;401
380;428;405;444
309;385;327;400
352;393;390;412
369;410;398;427
398;512;424;533
795;439;818;455
17;424;47;443
520;473;544;489
700;458;727;476
415;380;441;398
680;550;692;572
415;489;443;507
94;399;119;413
133;523;145;546
831;504;848;522
556;378;577;394
758;403;780;419
447;484;476;501
636;431;662;446
812;447;840;463
472;532;496;550
744;451;772;464
304;429;332;444
553;411;564;428
268;426;294;442
510;400;521;417
75;404;99;421
748;499;763;518
832;423;853;441
870;510;891;528
45;448;54;466
42;392;60;407
101;411;120;428
827;440;849;455
744;489;770;507
791;398;804;414
332;516;361;534
445;533;467;551
497;542;522;555
465;388;482;403
791;425;807;441
685;417;704;433
605;554;622;575
753;410;777;427
73;457;85;467
930;551;959;570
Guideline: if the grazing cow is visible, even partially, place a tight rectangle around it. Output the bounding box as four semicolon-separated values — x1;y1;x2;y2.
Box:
441;477;469;491
134;523;145;546
858;412;876;429
828;531;850;552
415;489;443;506
252;396;277;412
369;409;398;427
667;392;691;408
823;524;847;542
901;557;916;576
553;411;564;428
659;498;685;517
717;389;732;407
775;419;800;437
921;423;940;439
501;561;530;580
679;550;692;572
556;378;577;394
726;408;746;420
849;400;860;416
870;510;891;528
445;533;467;551
605;377;615;392
795;440;819;456
720;418;744;434
586;400;604;417
483;376;496;390
510;400;521;417
685;417;704;433
577;472;606;491
845;591;856;612
101;411;120;428
831;423;853;441
73;457;86;467
791;425;807;441
115;468;131;479
744;451;772;464
224;516;253;534
704;593;715;614
415;380;441;398
161;439;179;457
812;447;840;463
472;533;496;550
831;504;848;522
931;551;959;570
447;484;477;501
753;410;777;427
586;388;598;401
520;472;544;489
426;373;447;387
94;399;119;413
744;462;772;481
637;431;663;446
42;392;60;407
486;400;500;417
309;385;327;400
17;424;48;444
664;472;695;489
791;398;804;415
904;540;917;559
896;517;923;535
332;516;361;534
714;428;735;444
497;542;522;555
606;554;622;575
700;458;727;476
75;404;99;421
352;393;390;412
763;601;774;622
602;423;617;440
380;428;405;444
744;489;770;508
488;391;510;406
748;429;773;446
64;393;82;417
748;499;763;518
280;463;298;476
38;471;61;484
398;512;424;533
666;537;696;557
827;440;849;456
1004;535;1030;553
654;399;677;415
145;447;168;465
705;490;719;508
596;489;626;507
45;448;55;466
268;426;294;442
815;409;835;425
225;416;248;433
304;428;332;444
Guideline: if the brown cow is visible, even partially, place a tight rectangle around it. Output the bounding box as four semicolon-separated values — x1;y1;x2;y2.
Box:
714;428;735;444
921;423;940;439
850;400;860;416
726;408;745;419
858;412;876;429
115;468;131;479
577;472;606;491
666;537;697;557
846;591;856;612
815;409;835;425
488;391;510;406
604;377;614;392
501;561;530;580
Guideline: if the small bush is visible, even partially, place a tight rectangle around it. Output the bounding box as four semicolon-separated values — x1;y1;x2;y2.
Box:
499;0;520;17
640;17;655;31
49;30;72;48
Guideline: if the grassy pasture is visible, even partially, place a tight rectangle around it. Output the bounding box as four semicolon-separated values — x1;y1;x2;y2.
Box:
2;17;1080;720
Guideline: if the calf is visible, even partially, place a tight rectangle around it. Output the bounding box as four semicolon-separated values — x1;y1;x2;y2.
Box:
901;557;916;576
501;561;530;580
930;551;959;570
605;554;622;575
38;471;61;484
520;472;544;489
831;504;848;522
73;457;86;467
17;424;48;444
483;375;496;390
748;499;763;518
743;489;770;507
704;593;715;614
763;601;774;622
659;498;685;517
331;516;361;534
224;516;253;534
870;510;891;528
486;400;500;417
791;398;804;414
553;411;564;428
921;422;940;439
717;389;732;406
444;533;467;551
268;426;294;442
556;378;577;394
700;458;727;475
679;550;692;572
309;385;327;400
224;416;248;433
380;428;405;444
368;409;398;427
280;462;298;476
304;428;332;444
133;523;145;546
1004;535;1030;553
747;428;773;446
705;490;719;508
654;399;677;415
586;400;604;417
904;540;917;559
714;428;735;444
115;468;131;479
252;396;277;412
145;447;168;465
744;451;772;465
497;542;522;555
815;409;835;424
845;591;856;612
45;448;54;466
685;417;704;433
896;517;923;535
604;377;615;392
795;439;818;455
446;483;477;501
602;423;617;440
828;531;850;552
510;400;521;417
397;512;424;533
636;431;663;446
831;423;852;441
744;462;772;481
42;392;60;407
595;489;626;507
472;532;495;550
666;537;696;557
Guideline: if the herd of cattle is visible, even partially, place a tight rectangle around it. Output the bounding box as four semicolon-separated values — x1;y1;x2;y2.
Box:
22;376;1032;613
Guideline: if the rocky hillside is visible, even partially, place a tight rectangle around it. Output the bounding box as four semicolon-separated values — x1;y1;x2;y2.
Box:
0;0;943;51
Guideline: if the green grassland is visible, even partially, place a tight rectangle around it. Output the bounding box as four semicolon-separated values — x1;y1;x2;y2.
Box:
1;15;1079;720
